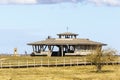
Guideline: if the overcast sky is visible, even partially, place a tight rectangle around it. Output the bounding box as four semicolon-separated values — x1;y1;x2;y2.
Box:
0;0;120;55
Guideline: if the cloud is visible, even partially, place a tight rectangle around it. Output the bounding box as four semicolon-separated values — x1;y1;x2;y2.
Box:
0;0;37;4
0;0;83;4
88;0;120;6
37;0;84;4
0;0;120;6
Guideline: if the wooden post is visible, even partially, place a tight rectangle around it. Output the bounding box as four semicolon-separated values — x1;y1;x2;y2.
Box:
84;58;86;65
41;59;42;67
56;58;57;67
48;59;49;67
34;59;36;67
64;58;65;67
70;59;72;67
77;58;78;66
91;60;93;65
17;60;19;68
9;61;11;68
113;61;115;66
27;60;28;68
1;61;2;69
106;59;108;65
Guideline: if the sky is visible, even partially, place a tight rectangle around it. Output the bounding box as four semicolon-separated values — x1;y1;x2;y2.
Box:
0;0;120;55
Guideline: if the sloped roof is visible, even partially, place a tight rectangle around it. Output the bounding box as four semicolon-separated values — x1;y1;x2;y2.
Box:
27;38;106;46
57;32;78;36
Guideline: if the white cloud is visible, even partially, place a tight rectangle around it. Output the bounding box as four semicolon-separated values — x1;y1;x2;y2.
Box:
0;0;120;6
0;0;37;4
37;0;83;4
0;0;83;4
88;0;120;6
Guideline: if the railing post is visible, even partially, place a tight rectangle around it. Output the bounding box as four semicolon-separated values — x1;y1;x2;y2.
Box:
56;59;57;67
90;59;92;65
116;61;118;65
17;60;19;68
84;58;86;65
106;61;108;65
27;60;28;68
77;58;78;66
48;59;49;67
34;59;35;67
0;61;2;69
9;61;11;68
70;59;72;67
112;61;114;66
64;58;65;67
41;59;42;67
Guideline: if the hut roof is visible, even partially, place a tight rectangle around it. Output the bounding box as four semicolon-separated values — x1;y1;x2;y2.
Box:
27;38;106;46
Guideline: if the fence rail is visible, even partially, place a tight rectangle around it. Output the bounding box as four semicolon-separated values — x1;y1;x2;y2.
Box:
0;58;120;69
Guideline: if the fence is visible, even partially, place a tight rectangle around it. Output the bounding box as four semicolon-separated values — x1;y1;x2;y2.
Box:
0;58;120;69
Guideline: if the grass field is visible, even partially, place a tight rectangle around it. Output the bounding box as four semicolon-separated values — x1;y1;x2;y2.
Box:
0;65;120;80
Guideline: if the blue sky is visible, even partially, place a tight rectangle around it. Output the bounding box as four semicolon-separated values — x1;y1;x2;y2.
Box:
0;0;120;55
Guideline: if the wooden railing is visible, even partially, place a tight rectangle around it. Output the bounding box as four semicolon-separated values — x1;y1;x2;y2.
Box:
0;58;119;69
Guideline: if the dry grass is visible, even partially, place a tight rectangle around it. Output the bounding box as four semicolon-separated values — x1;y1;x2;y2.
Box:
0;65;120;80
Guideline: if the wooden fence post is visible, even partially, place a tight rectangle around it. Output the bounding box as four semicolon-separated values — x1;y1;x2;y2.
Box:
64;58;65;67
34;59;36;67
84;58;86;65
56;59;57;67
0;61;2;69
91;60;92;65
27;60;28;68
9;61;11;68
48;59;49;67
70;59;72;67
41;59;42;67
17;60;19;68
77;58;78;66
